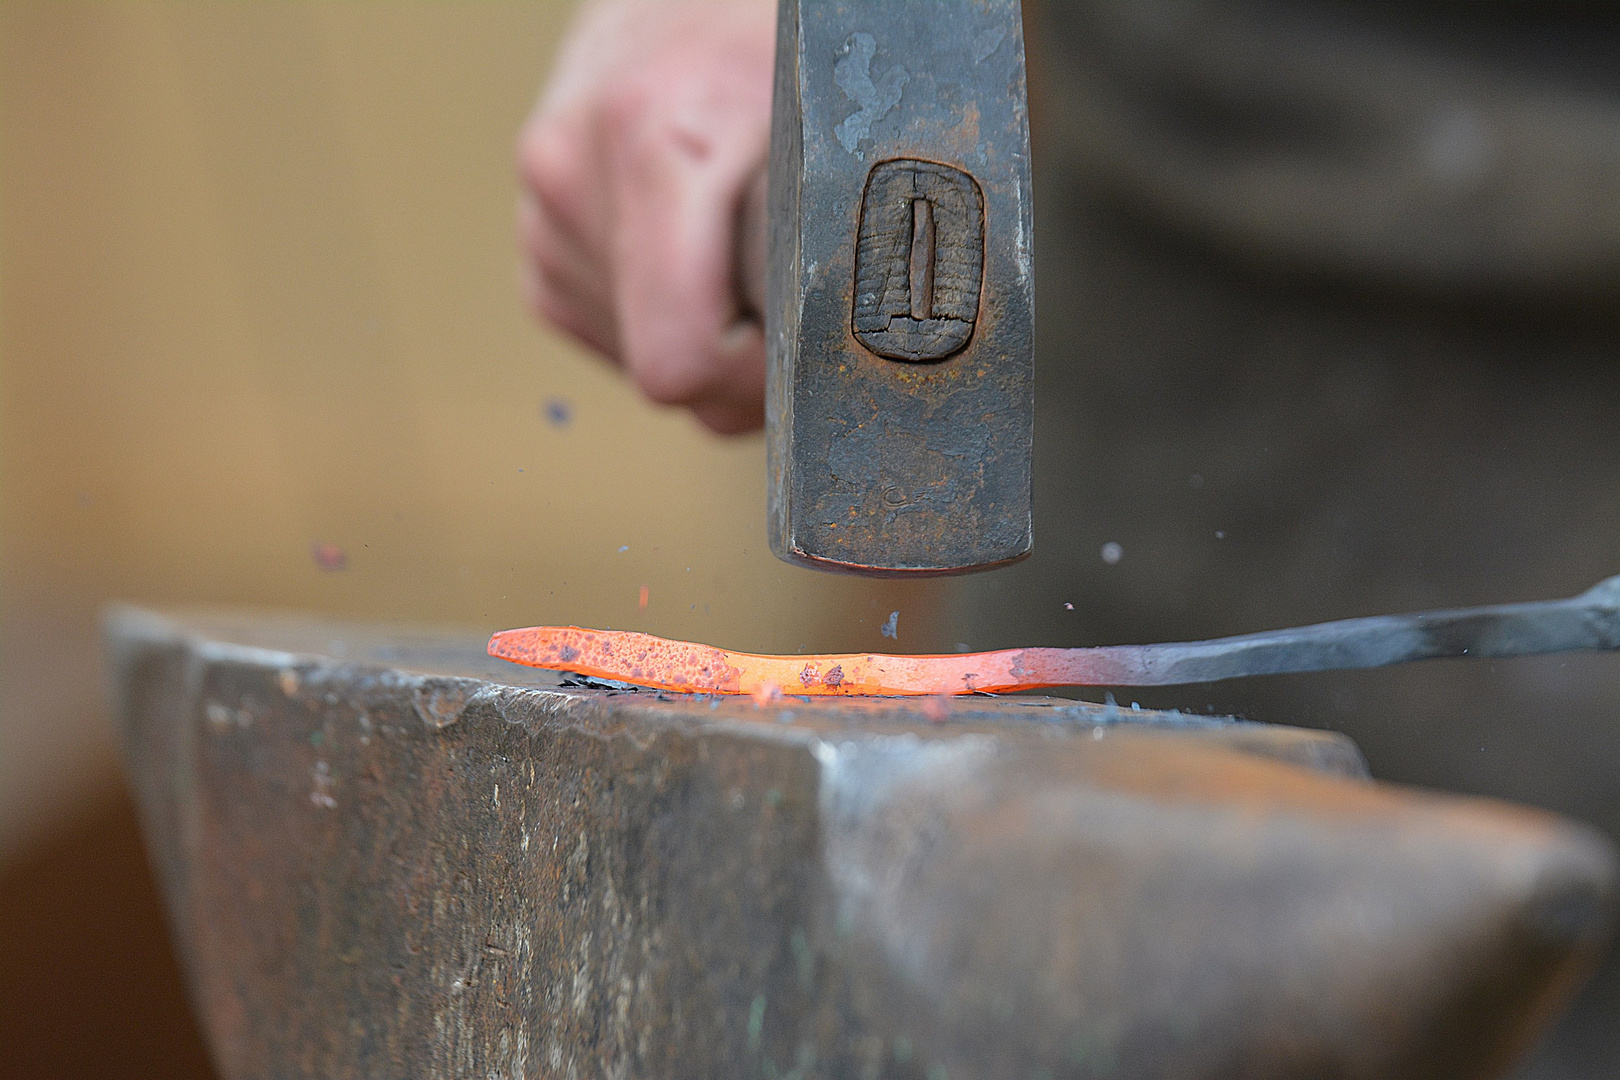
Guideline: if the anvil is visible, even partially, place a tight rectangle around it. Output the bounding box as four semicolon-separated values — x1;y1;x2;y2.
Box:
107;607;1618;1079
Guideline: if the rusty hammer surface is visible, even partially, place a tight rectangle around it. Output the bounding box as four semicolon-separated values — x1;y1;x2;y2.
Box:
756;0;1035;576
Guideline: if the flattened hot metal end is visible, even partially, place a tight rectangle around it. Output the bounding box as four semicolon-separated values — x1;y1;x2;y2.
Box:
766;0;1035;577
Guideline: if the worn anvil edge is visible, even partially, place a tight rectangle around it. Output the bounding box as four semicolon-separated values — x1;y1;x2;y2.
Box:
101;603;1370;779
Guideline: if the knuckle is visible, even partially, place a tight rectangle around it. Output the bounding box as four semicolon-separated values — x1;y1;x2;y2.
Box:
516;119;583;203
630;352;711;407
599;76;661;142
601;71;702;167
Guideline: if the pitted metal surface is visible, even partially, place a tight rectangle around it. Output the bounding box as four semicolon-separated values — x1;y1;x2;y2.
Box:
108;608;1616;1080
767;0;1035;576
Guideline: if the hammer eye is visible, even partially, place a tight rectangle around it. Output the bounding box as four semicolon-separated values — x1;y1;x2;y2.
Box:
852;158;984;362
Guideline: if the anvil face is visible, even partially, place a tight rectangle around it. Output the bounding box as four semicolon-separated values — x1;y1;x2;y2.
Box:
767;0;1035;576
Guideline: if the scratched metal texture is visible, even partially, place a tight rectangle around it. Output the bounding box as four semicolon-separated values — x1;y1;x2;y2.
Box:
767;0;1035;575
108;608;1618;1080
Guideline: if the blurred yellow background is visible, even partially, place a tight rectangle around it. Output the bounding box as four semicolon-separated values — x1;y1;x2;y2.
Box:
0;2;944;864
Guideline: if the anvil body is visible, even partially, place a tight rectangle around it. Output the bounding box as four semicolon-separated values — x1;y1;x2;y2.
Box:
108;608;1616;1079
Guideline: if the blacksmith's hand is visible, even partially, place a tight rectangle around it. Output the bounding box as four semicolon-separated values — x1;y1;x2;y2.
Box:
516;0;773;435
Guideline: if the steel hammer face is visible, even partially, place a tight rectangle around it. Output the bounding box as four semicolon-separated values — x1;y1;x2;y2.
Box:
766;0;1034;577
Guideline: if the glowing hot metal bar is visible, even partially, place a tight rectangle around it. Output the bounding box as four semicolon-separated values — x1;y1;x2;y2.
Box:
489;575;1620;696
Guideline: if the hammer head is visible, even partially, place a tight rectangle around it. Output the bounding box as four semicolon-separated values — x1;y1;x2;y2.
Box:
766;0;1035;576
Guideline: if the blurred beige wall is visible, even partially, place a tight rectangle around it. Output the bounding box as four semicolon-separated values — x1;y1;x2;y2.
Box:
0;2;944;862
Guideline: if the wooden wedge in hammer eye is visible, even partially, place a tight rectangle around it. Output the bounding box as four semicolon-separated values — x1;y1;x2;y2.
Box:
851;158;984;363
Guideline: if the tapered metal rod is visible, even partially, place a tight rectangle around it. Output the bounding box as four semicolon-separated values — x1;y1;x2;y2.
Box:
1078;573;1620;686
489;576;1620;696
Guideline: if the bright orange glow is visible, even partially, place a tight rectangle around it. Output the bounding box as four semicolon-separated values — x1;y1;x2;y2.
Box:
487;625;1122;696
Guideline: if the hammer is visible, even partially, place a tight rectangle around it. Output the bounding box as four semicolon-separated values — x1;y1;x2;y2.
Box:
739;0;1035;577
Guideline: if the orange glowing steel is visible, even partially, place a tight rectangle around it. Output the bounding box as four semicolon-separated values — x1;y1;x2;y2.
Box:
490;576;1620;696
486;626;1130;696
